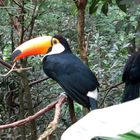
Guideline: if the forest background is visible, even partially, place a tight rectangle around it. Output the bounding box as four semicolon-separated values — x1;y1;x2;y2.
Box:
0;0;139;139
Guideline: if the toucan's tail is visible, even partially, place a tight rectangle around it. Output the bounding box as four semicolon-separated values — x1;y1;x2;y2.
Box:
122;83;140;103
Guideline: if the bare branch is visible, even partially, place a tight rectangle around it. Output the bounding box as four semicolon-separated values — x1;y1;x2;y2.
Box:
38;95;66;140
24;0;46;34
0;58;13;69
6;77;50;95
13;66;32;73
0;0;13;16
67;97;77;123
0;62;16;77
0;95;67;129
0;62;32;77
27;0;38;40
19;0;25;44
13;0;23;8
99;82;124;108
29;77;49;86
100;82;124;93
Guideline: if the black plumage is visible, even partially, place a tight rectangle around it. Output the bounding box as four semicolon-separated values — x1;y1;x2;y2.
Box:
122;51;140;102
43;35;99;109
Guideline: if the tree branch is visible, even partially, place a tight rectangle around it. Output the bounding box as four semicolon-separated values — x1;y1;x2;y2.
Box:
67;97;77;123
19;0;25;44
100;82;124;93
0;95;67;129
6;77;50;96
13;0;23;8
38;95;67;140
0;58;13;69
0;62;16;76
29;77;49;86
0;61;32;77
27;0;38;40
99;82;124;108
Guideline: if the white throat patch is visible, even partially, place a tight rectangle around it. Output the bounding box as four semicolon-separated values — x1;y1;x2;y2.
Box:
47;43;65;56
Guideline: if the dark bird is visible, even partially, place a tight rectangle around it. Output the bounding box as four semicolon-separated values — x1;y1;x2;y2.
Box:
122;51;140;102
12;35;99;110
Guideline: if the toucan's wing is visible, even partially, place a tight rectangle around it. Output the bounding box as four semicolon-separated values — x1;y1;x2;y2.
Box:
43;53;99;108
55;55;99;108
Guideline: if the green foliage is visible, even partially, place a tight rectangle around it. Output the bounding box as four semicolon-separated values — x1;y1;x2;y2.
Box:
89;0;127;15
98;131;140;140
116;0;127;13
89;0;100;14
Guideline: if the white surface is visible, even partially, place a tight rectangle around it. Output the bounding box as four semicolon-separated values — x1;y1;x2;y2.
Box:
61;98;140;140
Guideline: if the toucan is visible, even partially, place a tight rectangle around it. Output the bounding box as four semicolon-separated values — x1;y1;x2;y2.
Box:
122;51;140;102
11;35;99;110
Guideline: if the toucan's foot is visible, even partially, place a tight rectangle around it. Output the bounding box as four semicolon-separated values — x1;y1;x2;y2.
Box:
59;92;67;98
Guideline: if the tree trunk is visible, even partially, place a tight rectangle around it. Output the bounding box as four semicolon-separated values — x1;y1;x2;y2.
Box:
74;0;89;114
19;71;37;140
77;8;88;64
19;88;26;140
75;0;88;64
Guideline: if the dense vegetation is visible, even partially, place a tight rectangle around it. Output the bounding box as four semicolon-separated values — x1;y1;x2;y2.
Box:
0;0;139;139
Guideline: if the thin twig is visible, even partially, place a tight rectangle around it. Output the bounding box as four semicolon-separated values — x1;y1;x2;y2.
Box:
13;67;32;73
99;82;124;108
13;0;23;8
6;77;50;96
27;0;38;40
19;0;25;44
0;61;32;77
29;77;49;86
0;58;13;69
24;0;46;33
0;62;16;77
100;82;124;93
0;0;13;16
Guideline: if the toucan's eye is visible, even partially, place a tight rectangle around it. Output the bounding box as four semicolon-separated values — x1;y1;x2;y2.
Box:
53;39;57;44
51;38;59;46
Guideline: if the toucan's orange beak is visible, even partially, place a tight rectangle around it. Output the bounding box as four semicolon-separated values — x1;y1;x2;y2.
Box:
12;36;53;62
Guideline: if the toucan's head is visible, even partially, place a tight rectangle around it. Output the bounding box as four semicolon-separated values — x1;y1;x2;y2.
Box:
12;35;71;62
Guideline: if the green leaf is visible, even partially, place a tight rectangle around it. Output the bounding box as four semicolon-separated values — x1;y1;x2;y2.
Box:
98;131;140;140
89;0;100;14
116;0;127;13
101;2;109;16
120;131;140;140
